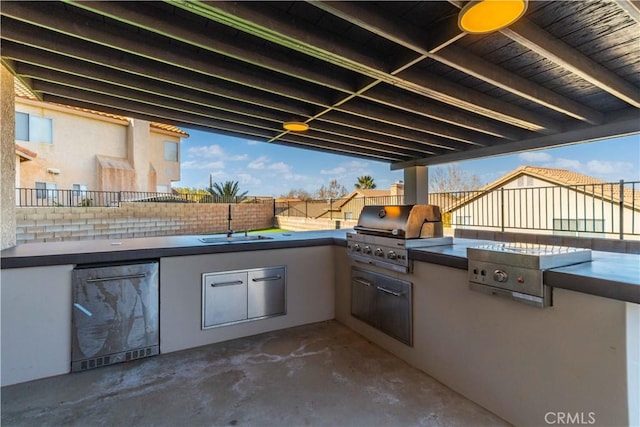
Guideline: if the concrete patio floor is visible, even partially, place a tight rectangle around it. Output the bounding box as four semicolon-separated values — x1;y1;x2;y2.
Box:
1;321;509;426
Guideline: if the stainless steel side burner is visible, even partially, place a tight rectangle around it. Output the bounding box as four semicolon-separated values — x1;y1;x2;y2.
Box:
467;243;592;307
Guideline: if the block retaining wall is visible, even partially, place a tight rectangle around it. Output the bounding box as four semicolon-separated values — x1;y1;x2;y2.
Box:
16;202;274;244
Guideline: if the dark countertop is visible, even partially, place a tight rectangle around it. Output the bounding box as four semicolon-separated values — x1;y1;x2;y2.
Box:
0;230;344;268
2;230;638;304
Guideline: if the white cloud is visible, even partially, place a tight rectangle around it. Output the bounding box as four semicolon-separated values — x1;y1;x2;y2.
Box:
518;151;553;163
320;166;346;175
586;160;635;177
247;156;269;170
235;173;262;186
246;157;293;174
267;162;291;172
321;160;371;179
186;145;224;158
228;154;249;161
549;158;582;170
181;160;225;170
246;139;263;146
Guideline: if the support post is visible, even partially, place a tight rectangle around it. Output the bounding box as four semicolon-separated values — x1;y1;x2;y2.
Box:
619;179;624;240
403;166;428;205
1;65;16;249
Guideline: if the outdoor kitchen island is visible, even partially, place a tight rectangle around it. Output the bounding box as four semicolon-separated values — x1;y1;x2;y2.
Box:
1;230;638;427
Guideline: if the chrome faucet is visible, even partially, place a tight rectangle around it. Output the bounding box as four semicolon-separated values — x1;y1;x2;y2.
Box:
226;204;233;237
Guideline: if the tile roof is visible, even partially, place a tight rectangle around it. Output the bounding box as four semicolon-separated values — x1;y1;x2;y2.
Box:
14;80;189;138
14;78;38;100
15;144;37;161
485;165;605;189
355;189;391;197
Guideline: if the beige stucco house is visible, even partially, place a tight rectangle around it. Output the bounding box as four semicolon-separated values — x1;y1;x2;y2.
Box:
446;166;640;240
14;81;188;202
316;182;406;220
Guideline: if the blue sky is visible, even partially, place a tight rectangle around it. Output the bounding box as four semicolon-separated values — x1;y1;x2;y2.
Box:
174;129;640;197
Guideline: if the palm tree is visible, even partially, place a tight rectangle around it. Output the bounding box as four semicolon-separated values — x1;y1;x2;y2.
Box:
355;175;377;190
207;179;248;203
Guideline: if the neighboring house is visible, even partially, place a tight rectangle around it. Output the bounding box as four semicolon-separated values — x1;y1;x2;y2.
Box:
446;166;640;239
14;80;189;202
313;182;405;220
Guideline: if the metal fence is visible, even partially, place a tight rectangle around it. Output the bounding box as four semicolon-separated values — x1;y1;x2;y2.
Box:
439;180;639;239
275;180;640;239
16;180;640;238
16;188;273;207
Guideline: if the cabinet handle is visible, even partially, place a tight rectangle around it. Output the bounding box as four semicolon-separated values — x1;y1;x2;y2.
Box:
86;273;147;283
376;286;403;297
211;280;244;287
252;275;282;282
354;278;372;287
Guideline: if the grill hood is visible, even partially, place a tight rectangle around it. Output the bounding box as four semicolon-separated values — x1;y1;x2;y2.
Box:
353;205;443;239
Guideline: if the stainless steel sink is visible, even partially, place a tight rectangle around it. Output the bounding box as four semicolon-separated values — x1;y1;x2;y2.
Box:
199;235;273;244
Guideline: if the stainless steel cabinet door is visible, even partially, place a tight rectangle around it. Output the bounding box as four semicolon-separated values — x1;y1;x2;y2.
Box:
247;267;286;319
350;270;377;326
376;277;412;346
202;271;247;328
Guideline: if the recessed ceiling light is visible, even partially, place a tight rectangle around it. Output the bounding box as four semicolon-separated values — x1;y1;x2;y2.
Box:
283;121;309;132
459;0;528;34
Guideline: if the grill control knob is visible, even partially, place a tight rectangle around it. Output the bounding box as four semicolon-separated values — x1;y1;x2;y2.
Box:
374;248;384;257
363;246;372;255
493;269;508;283
353;243;361;252
387;250;397;260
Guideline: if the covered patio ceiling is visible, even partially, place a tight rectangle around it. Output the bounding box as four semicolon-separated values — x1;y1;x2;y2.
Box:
1;1;639;170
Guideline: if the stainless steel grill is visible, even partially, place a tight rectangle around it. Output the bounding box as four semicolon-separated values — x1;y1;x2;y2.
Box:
467;243;592;307
347;204;452;273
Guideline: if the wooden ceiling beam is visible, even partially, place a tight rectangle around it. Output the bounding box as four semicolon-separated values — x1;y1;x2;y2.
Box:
502;19;640;108
39;86;406;162
391;109;640;170
616;0;640;25
0;5;337;107
30;73;439;158
67;1;357;93
1;10;507;145
18;65;296;126
310;0;603;125
336;100;490;148
361;86;526;141
172;0;560;133
3;42;315;118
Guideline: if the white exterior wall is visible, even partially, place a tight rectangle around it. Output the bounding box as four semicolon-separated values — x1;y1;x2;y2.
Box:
451;176;639;239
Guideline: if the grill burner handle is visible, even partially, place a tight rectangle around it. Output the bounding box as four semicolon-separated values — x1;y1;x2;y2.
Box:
353;226;404;238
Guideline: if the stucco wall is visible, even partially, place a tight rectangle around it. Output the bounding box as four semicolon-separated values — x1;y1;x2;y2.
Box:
334;248;632;427
14;100;183;192
16;99;128;191
16;202;274;243
1;66;16;249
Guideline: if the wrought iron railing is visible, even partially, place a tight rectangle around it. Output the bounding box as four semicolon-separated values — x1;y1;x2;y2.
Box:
275;180;640;239
15;188;272;207
16;180;640;238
